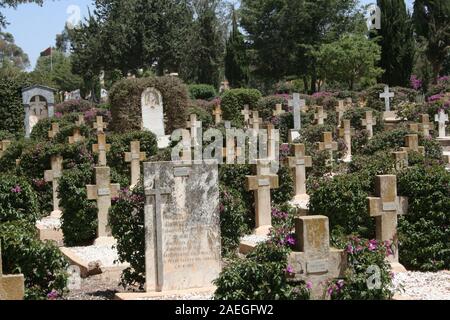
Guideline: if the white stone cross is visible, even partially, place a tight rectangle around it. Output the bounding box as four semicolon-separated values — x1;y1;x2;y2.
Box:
246;159;279;235
48;123;60;139
93;116;108;133
380;85;395;112
87;166;120;240
339;120;355;162
44;155;63;215
92;132;111;166
125;141;146;188
367;175;408;264
250;111;262;132
361;111;376;139
289;93;303;130
434;110;448;138
186;114;202;147
241;104;251;125
289;144;312;199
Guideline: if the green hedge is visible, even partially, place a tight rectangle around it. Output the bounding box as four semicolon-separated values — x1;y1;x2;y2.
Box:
221;88;262;125
0;75;27;136
256;95;287;121
188;84;217;100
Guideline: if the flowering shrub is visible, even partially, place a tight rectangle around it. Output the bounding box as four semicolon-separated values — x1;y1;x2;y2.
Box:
364;84;416;112
54;99;96;114
186;105;214;129
327;237;393;300
256;95;288;121
220;88;262;125
410;75;423;91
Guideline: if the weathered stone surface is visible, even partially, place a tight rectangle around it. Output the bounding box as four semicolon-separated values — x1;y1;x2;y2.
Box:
143;161;221;292
22;85;55;138
125;141;146;188
288;144;312;199
0;244;25;300
142;87;165;137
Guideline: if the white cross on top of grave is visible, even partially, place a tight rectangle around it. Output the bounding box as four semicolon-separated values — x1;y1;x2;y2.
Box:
339;120;355;162
367;175;408;264
380;85;395;112
93;116;108;133
241;104;251;125
92;132;111;166
86;166;120;241
435;109;449;138
44;155;63;215
288;144;312;199
186;114;202;147
246;159;279;235
125;141;146;188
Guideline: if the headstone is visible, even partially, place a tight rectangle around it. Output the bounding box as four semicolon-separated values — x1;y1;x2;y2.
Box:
186;114;202;147
241;105;251;125
419;114;431;138
93;116;108;133
48;123;60;139
435;109;448;139
392;151;408;171
0;244;25;300
0;140;11;158
317;132;338;167
361;111;376;139
339;120;355;162
92;132;111;166
273;104;285;117
68;128;85;144
44;155;63;216
314;106;328;125
22;85;56;138
287;216;346;299
141;88;165;137
367;175;408;265
75;115;85;126
246;159;279;235
266;123;279;160
401;134;425;156
380;85;394;112
408;123;419;133
213;105;223;125
288;94;304;143
288;144;312;200
336;100;346;126
125;141;146;188
86;167;120;243
249;111;262;132
222;128;242;164
143;161;221;292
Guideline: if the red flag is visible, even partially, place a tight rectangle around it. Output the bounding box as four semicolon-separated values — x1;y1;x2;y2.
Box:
40;47;52;57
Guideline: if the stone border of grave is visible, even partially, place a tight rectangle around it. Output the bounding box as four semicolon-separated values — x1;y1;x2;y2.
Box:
114;286;216;301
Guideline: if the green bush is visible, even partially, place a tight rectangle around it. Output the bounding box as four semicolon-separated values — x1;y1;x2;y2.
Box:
186;106;214;129
343;107;383;132
272;166;294;205
397;165;450;271
256;95;287;121
188;84;217;100
109;76;189;133
58;164;97;246
220;88;262;125
0;75;27;135
0;173;40;223
29;113;79;142
364;84;416;112
0;220;69;300
328;237;393;300
54;99;96;114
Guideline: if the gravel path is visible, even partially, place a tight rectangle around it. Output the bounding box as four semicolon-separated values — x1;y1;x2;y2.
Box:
36;216;61;229
393;271;450;300
68;245;125;267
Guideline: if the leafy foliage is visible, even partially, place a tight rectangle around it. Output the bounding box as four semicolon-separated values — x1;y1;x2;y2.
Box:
220;88;262;125
188;84;217;100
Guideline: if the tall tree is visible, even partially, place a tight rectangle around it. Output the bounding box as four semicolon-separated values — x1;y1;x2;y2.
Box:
413;0;450;82
0;32;29;69
372;0;415;87
225;7;248;88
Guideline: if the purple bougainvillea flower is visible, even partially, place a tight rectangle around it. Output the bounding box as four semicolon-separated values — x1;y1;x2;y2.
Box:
47;290;59;300
285;235;296;246
11;185;22;193
368;239;378;251
306;281;313;290
285;265;294;274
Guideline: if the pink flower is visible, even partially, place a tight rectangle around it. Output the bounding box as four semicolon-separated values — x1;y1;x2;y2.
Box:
11;185;22;193
368;239;378;251
285;265;294;275
346;245;354;254
306;281;313;290
47;290;59;300
285;235;296;246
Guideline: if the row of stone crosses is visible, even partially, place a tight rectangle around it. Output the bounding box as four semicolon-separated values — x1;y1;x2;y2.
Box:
1;86;448;299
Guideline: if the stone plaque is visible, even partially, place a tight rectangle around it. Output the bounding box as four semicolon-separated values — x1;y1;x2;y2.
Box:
141;88;165;137
174;167;190;177
296;159;305;166
258;179;270;187
98;188;111;196
383;202;397;211
306;259;329;274
144;161;221;292
325;144;332;149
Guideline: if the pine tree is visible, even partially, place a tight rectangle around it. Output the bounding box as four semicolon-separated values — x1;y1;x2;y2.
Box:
225;8;248;88
373;0;415;87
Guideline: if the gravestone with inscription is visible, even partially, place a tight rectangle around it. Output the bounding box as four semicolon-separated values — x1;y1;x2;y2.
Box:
143;161;221;293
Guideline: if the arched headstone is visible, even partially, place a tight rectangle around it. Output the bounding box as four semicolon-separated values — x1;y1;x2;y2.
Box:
141;88;165;137
22;85;56;138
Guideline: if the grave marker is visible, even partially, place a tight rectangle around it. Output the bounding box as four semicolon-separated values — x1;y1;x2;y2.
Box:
241;105;251;125
213;105;223;125
380;85;394;112
48;123;60;139
0;244;25;300
273;104;285;116
92;132;111;166
339;120;355;162
44;155;63;215
68;128;85;144
435;110;449;138
314;106;328;125
75;115;85;126
317;132;338;167
419;114;431;138
361;111;376;138
125;141;146;188
93;116;108;133
401;134;425;156
288;144;312;199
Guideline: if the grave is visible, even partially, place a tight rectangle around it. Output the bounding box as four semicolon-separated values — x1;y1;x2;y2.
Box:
75;115;85;126
241;105;251;126
266;123;279;160
22;85;56;138
92;132;111;166
93;116;108;133
408;123;419;133
419;114;431;138
434;110;450;148
401;134;425;156
288;144;312;214
0;244;25;300
213;105;223;125
141;87;170;148
336;100;346;127
0;140;11;158
287;216;347;299
249;111;262;133
392;151;409;171
288;93;304;143
116;160;221;299
314;106;327;125
338;120;355;162
317;132;338;167
48;123;60;139
367;175;408;271
125;140;146;188
68;128;85;144
361;110;376;139
273;104;285;116
380;85;402;130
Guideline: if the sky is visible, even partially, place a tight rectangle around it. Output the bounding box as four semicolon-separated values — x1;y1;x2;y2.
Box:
2;0;414;70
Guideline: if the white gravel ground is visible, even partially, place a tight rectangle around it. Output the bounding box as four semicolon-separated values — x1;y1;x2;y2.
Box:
36;216;61;229
241;234;268;245
392;271;450;300
68;245;125;267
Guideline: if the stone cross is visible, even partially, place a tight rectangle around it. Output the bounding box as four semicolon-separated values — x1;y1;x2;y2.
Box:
392;151;408;171
125;141;146;188
250;111;262;132
48;123;60;139
186;114;202;147
44;155;63;214
0;244;25;300
361;111;376;139
68;128;85;144
318;132;338;167
241;104;251;125
222;129;241;164
401;134;425;156
408;123;419;133
339;120;355;162
419;114;431;138
87;166;120;240
273;104;285;117
144;177;171;292
92;132;111;166
75;115;85;126
93;116;108;133
213;105;223;125
434;110;448;138
289;93;303;130
287;216;346;300
246;159;279;235
266;123;279;160
288;144;312;199
314;106;328;125
336;100;346;126
367;175;408;263
0;140;11;158
380;85;395;112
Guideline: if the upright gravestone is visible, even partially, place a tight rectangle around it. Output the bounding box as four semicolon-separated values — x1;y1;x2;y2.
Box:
314;106;328;125
318;132;338;167
288;144;312;200
68;128;85;144
93;116;108;133
48;123;60;139
273;104;285;117
125;141;146;188
143;161;221;293
213;105;223;125
241;105;251;126
44;155;63;216
0;244;25;300
22;85;56;138
0;140;11;158
339;120;355;162
92;132;111;166
419;114;431;138
402;134;425;156
380;85;394;113
141;88;166;144
435;109;449;139
362;111;376;139
392;150;409;171
288;93;304;142
336;100;346;127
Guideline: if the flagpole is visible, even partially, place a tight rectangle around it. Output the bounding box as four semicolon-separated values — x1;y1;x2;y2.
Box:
50;47;53;72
